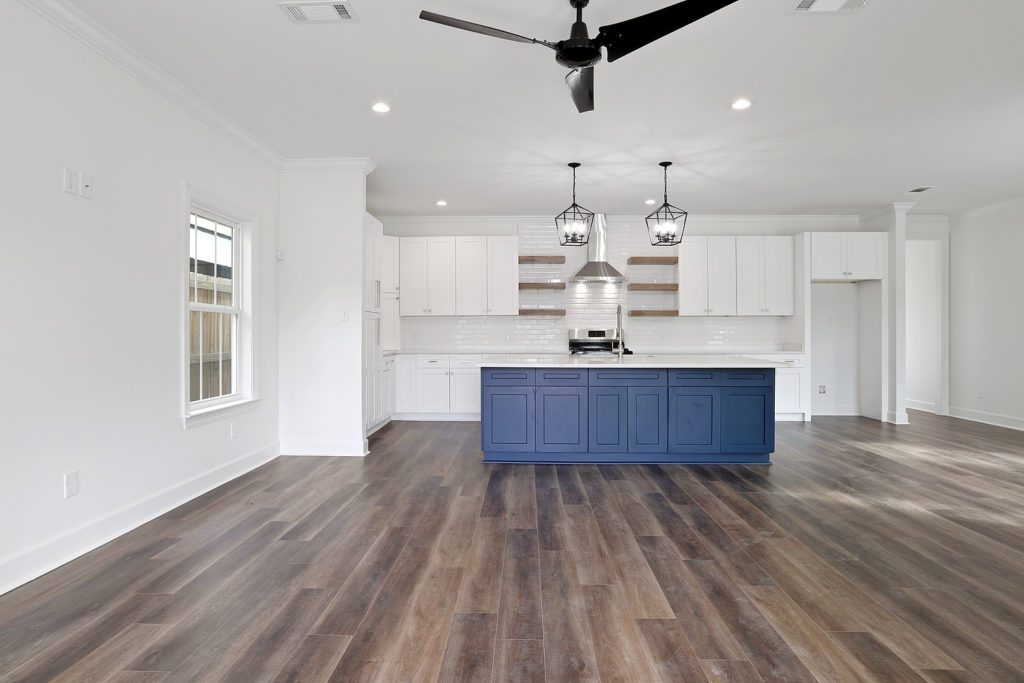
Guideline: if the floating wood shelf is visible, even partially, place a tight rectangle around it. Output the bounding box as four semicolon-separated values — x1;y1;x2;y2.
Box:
628;256;678;266
629;283;678;292
519;282;567;290
519;308;567;317
519;255;566;265
629;310;679;317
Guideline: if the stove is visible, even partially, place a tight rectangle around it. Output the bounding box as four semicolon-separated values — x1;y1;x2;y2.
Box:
568;328;633;355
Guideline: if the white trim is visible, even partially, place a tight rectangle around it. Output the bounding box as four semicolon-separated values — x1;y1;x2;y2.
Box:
949;407;1024;433
906;228;951;416
775;414;806;422
0;443;278;596
958;194;1024;220
392;413;482;422
812;405;861;416
279;438;368;456
18;0;282;169
380;214;862;227
886;410;910;425
906;399;936;413
281;158;377;174
183;397;261;429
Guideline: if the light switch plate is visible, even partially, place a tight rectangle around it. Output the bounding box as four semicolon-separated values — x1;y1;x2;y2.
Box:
63;168;79;195
64;470;80;498
79;173;93;199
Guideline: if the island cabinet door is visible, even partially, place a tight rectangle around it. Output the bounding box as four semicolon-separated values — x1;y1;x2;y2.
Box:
668;387;721;454
720;387;774;454
482;386;535;452
627;387;669;453
536;387;589;453
588;387;628;453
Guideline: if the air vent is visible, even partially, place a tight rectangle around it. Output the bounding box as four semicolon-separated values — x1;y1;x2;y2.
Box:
909;186;935;194
796;0;868;12
279;1;356;23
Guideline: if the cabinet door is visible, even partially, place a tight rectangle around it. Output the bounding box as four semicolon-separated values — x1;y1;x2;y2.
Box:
382;293;400;351
416;368;451;413
364;214;382;314
395;356;417;413
668;387;721;454
588;387;628;453
536;387;588;453
735;237;764;316
775;369;803;414
707;236;737;316
811;233;844;280
374;366;384;424
450;367;482;413
846;233;884;280
426;237;457;316
628;387;668;453
482;386;535;453
487;236;520;316
382;235;399;294
456;236;488;316
678;237;709;316
721;387;774;454
399;238;428;316
763;236;794;316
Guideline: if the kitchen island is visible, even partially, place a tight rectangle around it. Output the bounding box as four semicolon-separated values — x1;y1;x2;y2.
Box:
479;355;790;465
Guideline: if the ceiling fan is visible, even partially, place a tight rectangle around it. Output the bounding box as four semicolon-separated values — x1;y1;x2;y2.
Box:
419;0;741;113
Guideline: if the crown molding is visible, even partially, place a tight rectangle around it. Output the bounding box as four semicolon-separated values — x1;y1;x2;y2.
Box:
19;0;283;170
958;193;1024;220
380;214;861;226
281;158;377;175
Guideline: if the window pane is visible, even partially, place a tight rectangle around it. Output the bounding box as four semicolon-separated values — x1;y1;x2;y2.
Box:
215;221;234;307
189;215;198;303
190;311;237;402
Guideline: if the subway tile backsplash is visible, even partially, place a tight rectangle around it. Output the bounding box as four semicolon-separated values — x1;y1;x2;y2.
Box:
399;219;804;354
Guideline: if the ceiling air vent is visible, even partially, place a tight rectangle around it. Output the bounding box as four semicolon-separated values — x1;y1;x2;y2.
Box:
909;186;935;194
279;1;356;23
796;0;868;12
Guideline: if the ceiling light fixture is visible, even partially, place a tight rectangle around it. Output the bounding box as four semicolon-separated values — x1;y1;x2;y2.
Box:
436;200;448;207
555;162;594;247
731;98;753;110
372;102;391;113
645;199;657;205
645;162;688;247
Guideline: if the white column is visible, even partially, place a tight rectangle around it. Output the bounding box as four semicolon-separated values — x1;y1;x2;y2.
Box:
887;202;916;424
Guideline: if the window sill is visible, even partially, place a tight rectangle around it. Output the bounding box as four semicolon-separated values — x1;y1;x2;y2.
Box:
183;397;260;429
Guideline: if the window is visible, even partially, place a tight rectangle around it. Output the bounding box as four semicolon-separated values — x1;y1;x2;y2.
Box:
185;202;253;422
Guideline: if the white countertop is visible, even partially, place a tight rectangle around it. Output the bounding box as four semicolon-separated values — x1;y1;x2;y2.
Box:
479;354;793;369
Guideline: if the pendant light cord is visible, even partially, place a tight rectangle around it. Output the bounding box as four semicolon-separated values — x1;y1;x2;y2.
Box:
573;165;577;205
663;165;669;205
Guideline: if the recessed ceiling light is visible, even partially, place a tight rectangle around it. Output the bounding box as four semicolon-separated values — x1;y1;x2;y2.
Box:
645;199;657;205
436;200;448;207
731;98;753;111
372;102;391;113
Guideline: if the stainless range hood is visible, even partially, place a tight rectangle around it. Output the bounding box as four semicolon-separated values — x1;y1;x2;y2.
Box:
572;214;625;283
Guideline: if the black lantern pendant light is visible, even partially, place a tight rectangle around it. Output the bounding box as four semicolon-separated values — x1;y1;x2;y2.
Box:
555;162;595;247
645;162;688;247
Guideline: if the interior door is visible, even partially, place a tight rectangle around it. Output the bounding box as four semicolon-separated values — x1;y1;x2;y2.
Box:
707;236;737;316
487;236;520;316
763;236;794;315
456;236;488;316
735;236;764;316
678;237;709;316
399;237;427;316
426;237;456;316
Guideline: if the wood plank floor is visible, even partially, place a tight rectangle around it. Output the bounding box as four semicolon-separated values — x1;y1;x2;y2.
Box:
3;411;1024;682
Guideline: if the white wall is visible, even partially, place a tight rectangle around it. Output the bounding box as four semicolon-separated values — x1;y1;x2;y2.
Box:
278;163;371;456
0;2;281;593
810;284;861;415
906;240;941;412
950;198;1024;430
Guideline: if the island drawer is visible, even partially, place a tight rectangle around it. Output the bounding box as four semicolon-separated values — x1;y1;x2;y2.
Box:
536;369;588;386
589;369;667;387
721;369;774;386
482;368;536;386
669;370;721;386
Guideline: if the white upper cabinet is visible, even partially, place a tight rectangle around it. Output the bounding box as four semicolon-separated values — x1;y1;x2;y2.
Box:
811;232;885;281
486;236;520;316
456;237;488;315
737;236;794;316
381;235;399;294
426;237;457;316
679;237;737;316
363;213;383;314
399;237;428;316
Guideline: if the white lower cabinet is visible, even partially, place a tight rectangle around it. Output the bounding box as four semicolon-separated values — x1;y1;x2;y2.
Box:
775;369;804;414
395;354;482;418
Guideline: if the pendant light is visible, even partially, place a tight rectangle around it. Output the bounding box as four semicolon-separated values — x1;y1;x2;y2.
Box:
645;162;688;247
555;162;594;247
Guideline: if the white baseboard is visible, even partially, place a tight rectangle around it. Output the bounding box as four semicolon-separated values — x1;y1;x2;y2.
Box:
279;438;367;456
775;413;806;422
886;410;911;425
812;405;861;416
949;407;1024;432
393;413;481;422
906;399;936;413
0;442;279;596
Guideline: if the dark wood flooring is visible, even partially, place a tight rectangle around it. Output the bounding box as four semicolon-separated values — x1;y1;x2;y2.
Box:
2;412;1024;682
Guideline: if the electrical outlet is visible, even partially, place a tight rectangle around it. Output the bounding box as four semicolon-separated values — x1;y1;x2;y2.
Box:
818;385;827;394
63;470;80;499
63;168;80;195
978;389;986;400
79;173;93;199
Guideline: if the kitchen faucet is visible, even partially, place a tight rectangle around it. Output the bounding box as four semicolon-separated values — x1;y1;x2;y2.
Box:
617;304;624;361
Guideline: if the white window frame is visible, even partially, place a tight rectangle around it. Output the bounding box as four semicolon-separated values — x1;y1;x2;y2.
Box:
182;185;259;428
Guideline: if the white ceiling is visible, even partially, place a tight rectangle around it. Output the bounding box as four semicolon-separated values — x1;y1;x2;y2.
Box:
68;0;1024;216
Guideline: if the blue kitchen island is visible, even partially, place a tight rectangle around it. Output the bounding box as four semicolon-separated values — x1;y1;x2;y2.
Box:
479;355;788;465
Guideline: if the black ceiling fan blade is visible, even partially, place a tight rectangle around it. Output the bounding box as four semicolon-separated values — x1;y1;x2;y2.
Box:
566;67;595;113
596;0;740;63
420;11;556;49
